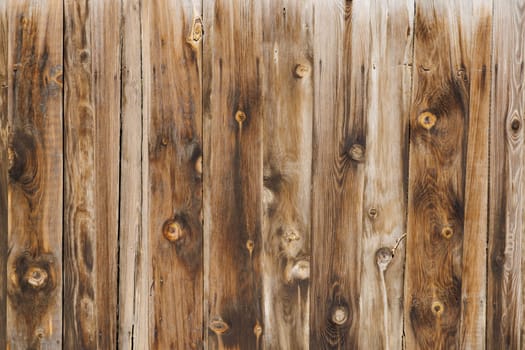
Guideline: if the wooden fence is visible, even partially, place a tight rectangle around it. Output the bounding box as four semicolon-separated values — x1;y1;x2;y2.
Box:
0;0;523;349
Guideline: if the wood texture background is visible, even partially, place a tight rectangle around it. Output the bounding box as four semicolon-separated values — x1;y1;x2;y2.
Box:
0;0;524;349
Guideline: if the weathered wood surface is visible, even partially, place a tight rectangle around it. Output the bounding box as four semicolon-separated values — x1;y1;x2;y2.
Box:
6;0;63;348
2;0;525;349
488;0;525;349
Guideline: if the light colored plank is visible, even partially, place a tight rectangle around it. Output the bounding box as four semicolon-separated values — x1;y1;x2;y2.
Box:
63;0;121;348
261;1;313;349
118;0;145;348
203;0;264;348
358;0;413;349
487;0;525;348
6;0;63;347
142;0;203;348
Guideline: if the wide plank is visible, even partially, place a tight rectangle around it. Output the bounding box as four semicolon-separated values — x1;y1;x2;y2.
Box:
142;0;203;348
6;0;63;347
203;0;264;348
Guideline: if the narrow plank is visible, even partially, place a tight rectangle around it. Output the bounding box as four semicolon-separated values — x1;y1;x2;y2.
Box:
459;1;492;349
310;0;367;348
6;0;63;347
404;1;491;348
142;0;203;348
203;0;264;348
63;0;121;348
0;1;7;348
261;1;313;348
487;0;525;348
118;0;145;348
358;0;413;349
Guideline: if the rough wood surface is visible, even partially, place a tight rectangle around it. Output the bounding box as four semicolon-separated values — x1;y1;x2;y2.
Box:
203;1;264;349
261;1;313;349
487;0;525;349
310;0;366;348
63;0;121;348
6;0;63;347
142;0;203;348
0;1;7;348
118;0;145;349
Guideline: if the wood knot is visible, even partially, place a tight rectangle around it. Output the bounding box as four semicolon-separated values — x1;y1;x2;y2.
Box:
368;207;378;219
287;260;310;282
192;17;203;42
376;247;393;271
209;317;230;335
441;226;453;239
161;137;169;146
235;110;247;124
331;306;348;325
431;301;444;316
348;144;365;162
246;239;254;255
284;230;301;243
510;116;522;133
24;266;48;289
195;155;202;174
253;321;263;337
418;111;437;130
294;63;310;78
162;218;187;242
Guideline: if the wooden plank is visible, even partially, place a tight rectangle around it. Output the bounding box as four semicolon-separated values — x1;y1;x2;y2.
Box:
0;0;7;348
142;0;203;348
358;0;413;349
202;0;263;348
6;0;63;347
63;0;121;348
487;0;525;348
118;0;145;348
260;1;313;349
404;1;491;348
310;0;368;348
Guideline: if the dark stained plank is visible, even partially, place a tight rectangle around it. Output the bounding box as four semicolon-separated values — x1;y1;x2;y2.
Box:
142;0;203;348
6;0;63;347
0;1;7;348
118;0;145;348
487;0;525;348
203;0;264;349
358;0;413;349
260;1;313;349
63;0;121;348
404;1;492;348
310;0;367;348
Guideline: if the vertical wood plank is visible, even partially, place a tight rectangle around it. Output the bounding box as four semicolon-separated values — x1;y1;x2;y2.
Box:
404;1;492;348
63;0;121;348
358;0;413;349
0;0;7;348
142;0;203;348
488;0;525;348
203;0;263;348
310;0;367;348
261;1;313;348
118;0;145;348
6;0;63;347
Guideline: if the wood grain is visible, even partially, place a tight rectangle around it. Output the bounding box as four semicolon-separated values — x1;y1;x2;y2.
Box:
358;1;413;349
63;0;121;348
6;0;63;347
142;0;203;348
487;0;525;349
261;1;313;349
310;0;366;348
404;1;492;348
0;1;7;348
203;0;263;349
118;0;145;349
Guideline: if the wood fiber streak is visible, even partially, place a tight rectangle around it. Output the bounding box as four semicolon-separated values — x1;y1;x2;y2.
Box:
203;0;263;349
404;1;491;348
358;0;413;349
311;0;366;348
118;0;145;349
142;0;203;348
0;1;6;348
488;0;525;349
6;0;63;348
261;1;313;349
